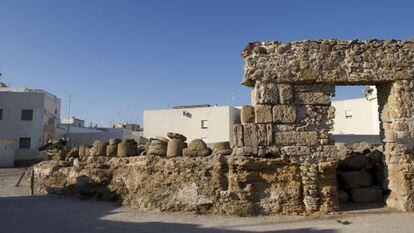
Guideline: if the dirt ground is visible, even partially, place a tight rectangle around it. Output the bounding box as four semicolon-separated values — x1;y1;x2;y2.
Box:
1;167;414;233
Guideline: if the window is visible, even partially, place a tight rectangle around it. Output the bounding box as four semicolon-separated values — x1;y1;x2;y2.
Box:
345;110;353;119
21;109;33;121
19;137;31;149
201;120;208;129
55;109;57;115
0;109;3;120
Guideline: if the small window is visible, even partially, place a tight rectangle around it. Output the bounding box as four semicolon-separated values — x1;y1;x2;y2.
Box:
0;109;3;120
19;137;31;149
345;110;353;119
55;109;57;115
21;109;33;121
201;120;208;129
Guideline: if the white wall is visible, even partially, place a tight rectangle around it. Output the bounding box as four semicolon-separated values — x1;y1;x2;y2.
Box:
332;97;380;135
144;106;240;144
0;90;61;161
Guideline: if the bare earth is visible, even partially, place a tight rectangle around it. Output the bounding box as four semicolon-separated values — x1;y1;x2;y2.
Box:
1;168;414;233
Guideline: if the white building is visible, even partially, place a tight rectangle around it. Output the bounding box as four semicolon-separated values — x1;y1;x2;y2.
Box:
144;105;240;144
0;83;61;164
332;86;381;144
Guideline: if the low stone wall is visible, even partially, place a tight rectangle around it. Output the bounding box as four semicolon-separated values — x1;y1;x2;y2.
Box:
34;155;313;216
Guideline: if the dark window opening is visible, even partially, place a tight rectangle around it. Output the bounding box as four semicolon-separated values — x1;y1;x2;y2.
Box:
0;109;3;120
19;137;31;149
21;109;33;121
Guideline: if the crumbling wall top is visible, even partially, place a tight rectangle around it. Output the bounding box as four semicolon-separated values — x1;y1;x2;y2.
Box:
242;39;414;87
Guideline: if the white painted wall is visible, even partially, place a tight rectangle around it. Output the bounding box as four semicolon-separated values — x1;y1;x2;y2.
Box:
332;97;380;135
144;106;240;144
0;88;61;161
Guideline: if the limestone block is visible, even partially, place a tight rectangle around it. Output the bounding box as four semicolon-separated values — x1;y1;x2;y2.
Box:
106;144;118;157
339;171;373;189
243;123;258;147
232;146;258;156
295;92;331;105
241;105;255;124
109;138;121;145
275;132;318;146
233;124;244;147
148;139;168;157
167;132;187;141
281;146;311;156
278;84;294;104
255;105;272;123
167;139;185;158
294;85;335;94
256;124;272;146
118;139;138;157
183;139;211;157
90;140;108;157
212;141;232;155
272;105;296;123
253;82;278;104
351;186;383;203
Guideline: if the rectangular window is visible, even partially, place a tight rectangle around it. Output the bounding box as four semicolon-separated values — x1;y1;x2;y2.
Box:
201;120;208;129
345;110;353;119
0;109;3;120
21;109;33;121
19;137;31;149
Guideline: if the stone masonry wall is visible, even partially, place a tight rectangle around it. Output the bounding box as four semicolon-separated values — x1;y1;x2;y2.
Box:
237;39;414;213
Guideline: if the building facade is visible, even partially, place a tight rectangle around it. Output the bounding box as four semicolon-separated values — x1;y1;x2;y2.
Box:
144;105;240;144
0;84;61;162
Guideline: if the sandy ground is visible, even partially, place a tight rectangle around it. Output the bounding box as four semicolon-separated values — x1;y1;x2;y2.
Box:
1;168;414;233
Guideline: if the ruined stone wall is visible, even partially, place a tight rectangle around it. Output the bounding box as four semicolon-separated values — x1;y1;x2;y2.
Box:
236;39;414;213
242;39;414;86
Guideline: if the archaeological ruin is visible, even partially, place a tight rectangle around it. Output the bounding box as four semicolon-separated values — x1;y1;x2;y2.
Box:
34;39;414;215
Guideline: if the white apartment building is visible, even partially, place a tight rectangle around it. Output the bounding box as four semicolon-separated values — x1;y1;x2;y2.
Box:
144;105;240;144
0;83;61;164
332;86;381;144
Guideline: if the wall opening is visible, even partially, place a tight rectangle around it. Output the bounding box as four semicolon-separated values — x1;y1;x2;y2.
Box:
332;85;389;210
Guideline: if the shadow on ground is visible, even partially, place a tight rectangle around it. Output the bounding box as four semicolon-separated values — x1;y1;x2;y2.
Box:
0;195;337;233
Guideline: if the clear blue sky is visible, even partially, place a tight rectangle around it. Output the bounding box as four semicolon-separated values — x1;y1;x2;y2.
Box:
0;0;412;126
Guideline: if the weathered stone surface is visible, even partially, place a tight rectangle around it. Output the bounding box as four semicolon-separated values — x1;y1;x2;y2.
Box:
272;105;296;123
275;132;318;146
339;154;371;171
295;92;331;105
255;105;272;123
278;84;294;104
256;124;272;146
241;40;414;86
241;105;255;124
253;82;279;104
339;171;373;189
90;141;108;157
167;132;187;141
109;138;121;145
118;139;138;157
148;139;168;157
167;139;185;158
212;141;232;155
106;145;118;157
233;124;244;147
351;186;383;203
243;123;257;147
183;139;211;157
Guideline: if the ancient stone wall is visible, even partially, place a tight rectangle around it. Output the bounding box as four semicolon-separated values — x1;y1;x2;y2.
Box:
236;39;414;213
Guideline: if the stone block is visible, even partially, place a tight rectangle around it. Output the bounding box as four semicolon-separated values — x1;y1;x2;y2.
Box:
167;139;185;158
339;171;373;189
213;141;232;155
295;92;331;105
118;140;138;157
275;132;318;146
281;146;311;156
148;139;168;157
243;123;258;147
241;105;255;124
351;186;383;203
106;144;118;157
277;84;294;104
167;132;187;141
272;105;296;123
255;105;272;123
294;84;335;94
183;139;211;157
233;124;244;147
256;124;272;146
253;82;278;104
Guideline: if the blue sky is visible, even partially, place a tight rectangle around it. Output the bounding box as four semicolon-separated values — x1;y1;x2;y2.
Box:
0;0;412;126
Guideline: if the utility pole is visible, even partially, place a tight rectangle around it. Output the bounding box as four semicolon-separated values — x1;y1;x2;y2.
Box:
66;94;73;134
